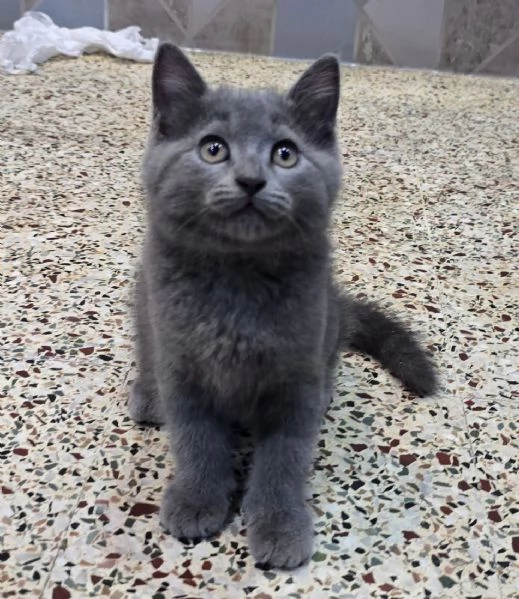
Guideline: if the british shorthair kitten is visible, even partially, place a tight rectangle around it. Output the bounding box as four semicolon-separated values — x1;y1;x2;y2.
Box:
129;44;437;569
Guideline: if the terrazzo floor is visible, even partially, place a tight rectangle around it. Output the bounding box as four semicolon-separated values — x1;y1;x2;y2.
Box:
1;50;518;599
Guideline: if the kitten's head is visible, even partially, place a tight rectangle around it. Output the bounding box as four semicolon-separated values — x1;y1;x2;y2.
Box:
143;44;342;253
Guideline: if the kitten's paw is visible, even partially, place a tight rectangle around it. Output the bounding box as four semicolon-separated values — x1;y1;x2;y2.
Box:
246;505;313;570
128;380;165;425
160;481;231;539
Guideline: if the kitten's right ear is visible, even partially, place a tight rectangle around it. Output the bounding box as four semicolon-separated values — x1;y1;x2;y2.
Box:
288;54;340;145
152;43;207;138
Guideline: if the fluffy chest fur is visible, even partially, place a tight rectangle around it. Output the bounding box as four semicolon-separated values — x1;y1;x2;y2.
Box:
147;246;328;406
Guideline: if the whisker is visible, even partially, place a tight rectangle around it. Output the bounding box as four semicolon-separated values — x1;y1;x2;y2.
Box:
212;188;236;199
168;205;213;238
268;192;290;202
210;197;235;207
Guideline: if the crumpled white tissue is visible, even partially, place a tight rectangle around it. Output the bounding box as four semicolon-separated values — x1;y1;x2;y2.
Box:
0;12;159;74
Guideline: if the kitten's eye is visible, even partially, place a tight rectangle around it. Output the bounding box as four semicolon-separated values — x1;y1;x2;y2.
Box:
271;141;299;168
199;136;230;164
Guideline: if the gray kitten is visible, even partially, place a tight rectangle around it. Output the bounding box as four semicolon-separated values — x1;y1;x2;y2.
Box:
129;44;437;570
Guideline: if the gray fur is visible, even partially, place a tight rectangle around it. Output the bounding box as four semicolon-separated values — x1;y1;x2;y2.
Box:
130;44;437;570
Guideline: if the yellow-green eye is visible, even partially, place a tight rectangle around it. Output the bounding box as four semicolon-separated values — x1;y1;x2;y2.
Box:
271;141;299;168
199;136;229;164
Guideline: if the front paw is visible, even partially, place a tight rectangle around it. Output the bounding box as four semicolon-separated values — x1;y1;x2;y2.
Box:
160;481;231;540
245;503;314;569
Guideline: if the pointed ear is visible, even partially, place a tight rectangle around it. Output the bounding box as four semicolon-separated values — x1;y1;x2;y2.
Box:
152;43;207;138
287;55;340;145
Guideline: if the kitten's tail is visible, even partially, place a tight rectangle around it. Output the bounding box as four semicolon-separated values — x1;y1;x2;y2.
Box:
338;294;438;397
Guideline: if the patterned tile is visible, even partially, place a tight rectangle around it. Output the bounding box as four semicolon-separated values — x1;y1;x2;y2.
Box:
0;543;57;598
360;0;444;69
353;12;394;66
189;0;225;37
108;0;185;42
191;0;275;55
159;0;190;33
477;33;519;77
440;0;519;72
273;0;358;61
1;51;518;598
22;0;42;11
0;364;126;551
462;392;519;594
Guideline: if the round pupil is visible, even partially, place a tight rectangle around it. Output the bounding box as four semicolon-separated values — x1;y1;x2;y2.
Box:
279;147;291;160
208;143;221;156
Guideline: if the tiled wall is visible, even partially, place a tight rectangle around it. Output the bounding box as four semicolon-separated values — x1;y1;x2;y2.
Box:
440;0;519;75
3;0;519;76
20;0;105;28
108;0;276;56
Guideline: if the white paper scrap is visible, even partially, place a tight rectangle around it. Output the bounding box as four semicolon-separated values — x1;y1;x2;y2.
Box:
0;12;159;74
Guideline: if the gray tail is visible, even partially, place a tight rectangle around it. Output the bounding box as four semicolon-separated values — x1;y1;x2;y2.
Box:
338;295;438;397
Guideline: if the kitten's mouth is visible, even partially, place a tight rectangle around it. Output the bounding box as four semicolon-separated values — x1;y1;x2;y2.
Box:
206;198;287;245
231;200;253;214
233;201;266;219
208;193;290;223
214;202;270;228
210;197;271;222
232;197;285;222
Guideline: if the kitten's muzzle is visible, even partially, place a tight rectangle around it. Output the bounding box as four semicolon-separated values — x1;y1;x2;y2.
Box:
206;189;292;223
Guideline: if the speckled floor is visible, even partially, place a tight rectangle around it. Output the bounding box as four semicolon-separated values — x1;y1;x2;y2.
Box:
1;51;518;598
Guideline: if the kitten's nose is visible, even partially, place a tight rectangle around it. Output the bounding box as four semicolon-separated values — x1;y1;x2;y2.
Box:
235;176;266;197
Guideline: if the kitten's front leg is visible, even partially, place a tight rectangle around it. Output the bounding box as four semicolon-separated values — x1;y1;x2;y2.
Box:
243;381;323;569
160;380;236;540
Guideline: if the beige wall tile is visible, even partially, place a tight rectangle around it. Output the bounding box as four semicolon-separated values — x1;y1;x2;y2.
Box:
440;0;519;72
108;0;185;43
477;33;519;77
159;0;190;33
22;0;42;10
362;0;445;69
354;13;394;66
189;0;224;37
190;0;275;55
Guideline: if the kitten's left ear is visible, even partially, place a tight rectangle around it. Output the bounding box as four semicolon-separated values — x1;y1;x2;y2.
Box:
287;55;340;144
152;43;207;138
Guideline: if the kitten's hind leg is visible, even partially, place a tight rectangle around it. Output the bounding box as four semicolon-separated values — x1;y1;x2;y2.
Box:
129;270;165;425
128;379;165;426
